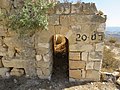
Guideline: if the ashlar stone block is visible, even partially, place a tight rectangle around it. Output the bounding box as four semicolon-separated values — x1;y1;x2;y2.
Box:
86;70;100;81
86;62;94;70
69;61;85;69
94;62;101;70
69;52;81;60
69;44;94;52
69;70;81;79
96;42;104;51
81;69;86;78
89;51;102;61
82;52;88;61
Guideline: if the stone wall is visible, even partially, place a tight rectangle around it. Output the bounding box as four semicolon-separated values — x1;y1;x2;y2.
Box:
0;0;106;81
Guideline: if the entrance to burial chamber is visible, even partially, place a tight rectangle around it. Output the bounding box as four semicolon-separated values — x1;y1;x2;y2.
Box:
51;34;69;80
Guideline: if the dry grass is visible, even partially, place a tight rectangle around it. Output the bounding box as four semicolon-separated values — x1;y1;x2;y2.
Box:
109;37;117;43
102;47;120;70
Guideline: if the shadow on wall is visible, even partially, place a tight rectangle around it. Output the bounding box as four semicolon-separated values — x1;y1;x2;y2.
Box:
51;34;69;80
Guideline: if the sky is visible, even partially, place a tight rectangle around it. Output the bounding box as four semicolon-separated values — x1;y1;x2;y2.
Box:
61;0;120;27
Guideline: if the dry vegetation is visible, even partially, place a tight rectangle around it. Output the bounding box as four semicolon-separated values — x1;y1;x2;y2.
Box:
103;47;120;70
103;37;120;71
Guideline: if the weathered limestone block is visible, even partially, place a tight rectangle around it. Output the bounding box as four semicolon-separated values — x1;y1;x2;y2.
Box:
69;61;85;69
82;3;97;15
20;47;36;59
10;68;25;76
24;60;37;77
69;15;82;25
96;32;105;42
36;55;42;61
91;15;107;23
60;26;70;37
0;67;10;77
0;26;7;36
0;37;3;46
69;70;81;79
48;15;60;25
36;68;43;78
81;69;86;78
36;60;51;68
96;42;104;51
0;59;3;67
43;51;52;62
7;48;15;58
60;15;71;26
89;51;102;61
69;44;94;52
55;3;71;14
86;62;94;70
71;3;82;14
37;68;51;79
0;46;7;56
89;31;104;43
94;62;101;70
90;3;98;13
67;30;77;45
2;59;28;68
70;24;82;31
20;36;35;48
4;36;22;49
97;23;106;32
36;48;51;55
86;70;100;81
81;52;88;61
35;28;54;49
69;52;81;60
2;59;37;77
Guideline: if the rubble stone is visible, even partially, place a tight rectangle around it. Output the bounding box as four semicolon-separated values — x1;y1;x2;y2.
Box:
86;62;94;70
0;67;10;77
36;55;42;61
10;68;25;76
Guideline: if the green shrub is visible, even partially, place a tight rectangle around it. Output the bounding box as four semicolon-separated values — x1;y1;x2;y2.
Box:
4;0;55;35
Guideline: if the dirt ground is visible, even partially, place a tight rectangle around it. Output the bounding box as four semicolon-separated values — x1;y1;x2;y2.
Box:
0;54;119;90
0;76;119;90
0;54;81;90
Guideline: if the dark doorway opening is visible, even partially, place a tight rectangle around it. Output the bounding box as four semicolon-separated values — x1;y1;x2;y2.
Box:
51;34;69;81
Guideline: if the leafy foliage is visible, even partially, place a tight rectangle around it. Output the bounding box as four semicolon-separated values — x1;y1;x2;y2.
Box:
7;0;54;34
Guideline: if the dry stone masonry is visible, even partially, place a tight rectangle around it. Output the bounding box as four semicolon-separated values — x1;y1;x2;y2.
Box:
0;0;106;82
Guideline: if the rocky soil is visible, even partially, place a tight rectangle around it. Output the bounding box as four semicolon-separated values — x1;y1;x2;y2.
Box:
0;76;119;90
